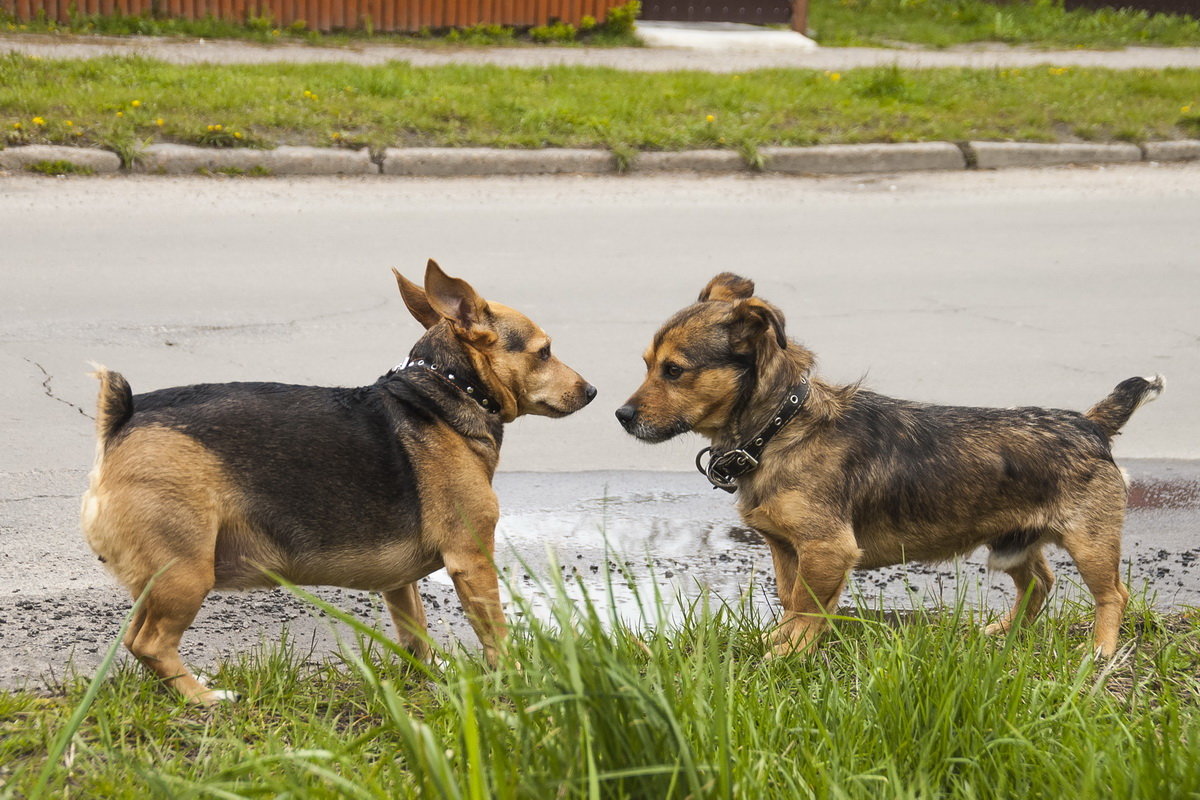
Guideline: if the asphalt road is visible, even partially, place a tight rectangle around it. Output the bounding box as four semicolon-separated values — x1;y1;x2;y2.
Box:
2;165;1198;691
4;33;1200;70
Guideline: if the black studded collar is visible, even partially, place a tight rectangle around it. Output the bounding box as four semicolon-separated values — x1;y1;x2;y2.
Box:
394;357;501;415
695;379;810;493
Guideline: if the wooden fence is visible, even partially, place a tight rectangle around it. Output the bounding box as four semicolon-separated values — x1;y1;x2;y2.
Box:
0;0;632;32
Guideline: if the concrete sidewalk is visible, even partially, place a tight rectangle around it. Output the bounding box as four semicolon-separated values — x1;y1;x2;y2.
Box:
4;30;1200;70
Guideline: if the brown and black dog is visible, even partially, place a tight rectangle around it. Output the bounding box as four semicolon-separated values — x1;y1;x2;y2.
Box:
81;260;595;704
617;273;1162;658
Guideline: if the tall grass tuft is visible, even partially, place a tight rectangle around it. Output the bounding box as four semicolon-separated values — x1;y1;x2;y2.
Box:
3;565;1198;798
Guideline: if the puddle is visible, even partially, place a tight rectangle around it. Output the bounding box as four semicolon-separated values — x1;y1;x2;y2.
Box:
485;468;1200;627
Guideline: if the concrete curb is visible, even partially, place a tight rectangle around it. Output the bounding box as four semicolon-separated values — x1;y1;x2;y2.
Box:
132;143;376;175
762;142;966;174
1;141;1198;178
967;141;1143;169
381;147;616;176
630;149;749;173
0;144;121;174
1144;140;1200;162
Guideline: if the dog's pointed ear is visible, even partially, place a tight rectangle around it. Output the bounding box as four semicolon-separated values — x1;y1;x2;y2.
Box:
423;259;497;345
393;267;441;329
699;273;755;303
730;298;788;351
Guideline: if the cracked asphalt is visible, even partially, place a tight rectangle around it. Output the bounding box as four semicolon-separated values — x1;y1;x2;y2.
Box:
2;166;1198;692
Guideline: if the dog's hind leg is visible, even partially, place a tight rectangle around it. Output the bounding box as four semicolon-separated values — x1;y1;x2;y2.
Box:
1060;512;1128;658
384;583;431;661
984;547;1055;637
125;562;222;705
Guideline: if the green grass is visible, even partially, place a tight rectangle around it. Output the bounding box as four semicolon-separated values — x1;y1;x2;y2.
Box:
809;0;1200;49
2;570;1199;799
2;55;1198;158
23;158;94;175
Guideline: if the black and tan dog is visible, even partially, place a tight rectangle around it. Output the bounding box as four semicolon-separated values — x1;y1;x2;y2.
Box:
617;273;1162;658
81;260;595;704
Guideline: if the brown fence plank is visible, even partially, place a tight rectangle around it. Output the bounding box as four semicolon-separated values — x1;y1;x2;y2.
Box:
10;0;632;28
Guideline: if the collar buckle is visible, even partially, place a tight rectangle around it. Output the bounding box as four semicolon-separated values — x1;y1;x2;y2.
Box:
696;447;758;493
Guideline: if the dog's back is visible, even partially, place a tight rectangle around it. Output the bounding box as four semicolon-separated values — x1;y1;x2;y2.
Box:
827;390;1129;568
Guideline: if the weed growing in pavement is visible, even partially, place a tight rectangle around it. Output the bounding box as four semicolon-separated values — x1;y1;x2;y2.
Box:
24;159;94;175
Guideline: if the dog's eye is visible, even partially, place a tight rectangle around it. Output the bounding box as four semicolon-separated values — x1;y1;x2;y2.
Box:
538;345;551;361
663;362;684;380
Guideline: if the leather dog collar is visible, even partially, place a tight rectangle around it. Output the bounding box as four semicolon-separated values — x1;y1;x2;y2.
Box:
695;379;810;493
394;357;501;415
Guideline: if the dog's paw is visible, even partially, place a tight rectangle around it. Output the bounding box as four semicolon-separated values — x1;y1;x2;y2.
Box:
982;620;1010;637
193;688;240;706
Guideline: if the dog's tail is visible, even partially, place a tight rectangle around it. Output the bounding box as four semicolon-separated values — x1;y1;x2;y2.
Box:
1084;375;1164;440
89;363;134;446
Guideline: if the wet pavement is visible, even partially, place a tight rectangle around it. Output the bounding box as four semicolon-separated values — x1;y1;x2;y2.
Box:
2;460;1197;692
2;170;1197;693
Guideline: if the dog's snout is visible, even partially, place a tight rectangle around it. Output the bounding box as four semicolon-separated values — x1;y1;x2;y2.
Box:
615;404;636;427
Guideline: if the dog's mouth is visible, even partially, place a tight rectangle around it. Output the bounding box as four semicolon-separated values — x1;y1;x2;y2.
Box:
618;414;691;443
532;385;597;418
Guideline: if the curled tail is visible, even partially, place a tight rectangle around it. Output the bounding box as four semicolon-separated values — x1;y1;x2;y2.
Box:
1085;375;1164;440
89;363;134;446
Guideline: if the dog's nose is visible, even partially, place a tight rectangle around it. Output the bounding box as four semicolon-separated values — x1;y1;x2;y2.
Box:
584;383;598;404
615;404;636;427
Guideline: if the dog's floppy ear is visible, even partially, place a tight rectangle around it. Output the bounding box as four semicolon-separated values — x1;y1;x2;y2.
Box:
699;273;755;303
730;297;788;351
393;267;441;329
423;259;497;345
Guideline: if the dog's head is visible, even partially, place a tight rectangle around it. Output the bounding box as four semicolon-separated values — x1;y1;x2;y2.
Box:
616;273;788;442
394;260;596;422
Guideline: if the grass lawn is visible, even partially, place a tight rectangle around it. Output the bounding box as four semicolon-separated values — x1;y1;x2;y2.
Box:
1;576;1198;799
808;0;1200;49
2;56;1198;163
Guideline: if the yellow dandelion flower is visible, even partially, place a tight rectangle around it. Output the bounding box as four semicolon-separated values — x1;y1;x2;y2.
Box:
155;118;164;126
32;116;45;126
830;72;842;82
116;111;124;118
233;131;243;139
64;120;73;126
11;121;22;130
131;100;142;107
705;114;715;123
74;130;83;137
1183;105;1193;114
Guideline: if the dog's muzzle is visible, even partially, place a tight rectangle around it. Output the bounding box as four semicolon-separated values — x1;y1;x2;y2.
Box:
615;403;637;431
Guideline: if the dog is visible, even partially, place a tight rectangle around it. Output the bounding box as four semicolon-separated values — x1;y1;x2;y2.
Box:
616;272;1162;658
81;260;596;704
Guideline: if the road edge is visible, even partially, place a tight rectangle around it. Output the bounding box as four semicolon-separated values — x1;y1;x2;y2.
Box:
1;140;1198;177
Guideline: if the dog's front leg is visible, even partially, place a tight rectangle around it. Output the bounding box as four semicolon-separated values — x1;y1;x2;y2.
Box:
443;547;507;666
749;502;860;658
384;583;431;661
773;532;859;657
